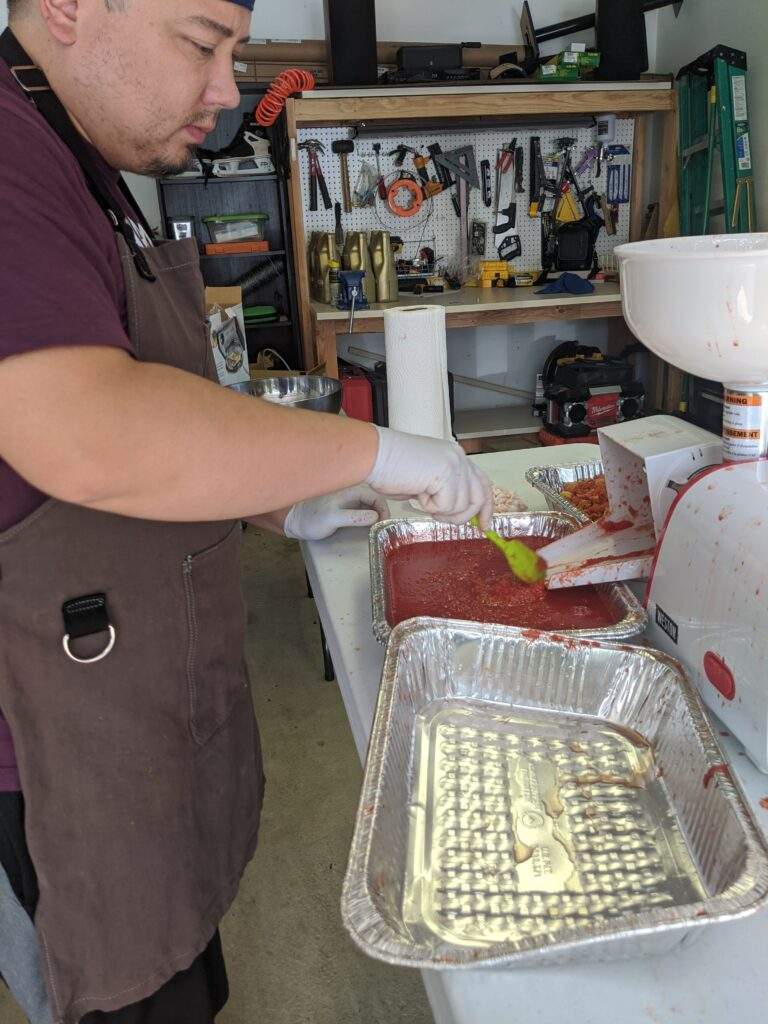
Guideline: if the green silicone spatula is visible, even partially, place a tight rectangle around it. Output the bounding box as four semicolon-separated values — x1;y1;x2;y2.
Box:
471;517;546;584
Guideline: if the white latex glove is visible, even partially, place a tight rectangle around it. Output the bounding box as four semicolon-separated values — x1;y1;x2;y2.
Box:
366;426;493;529
283;485;390;541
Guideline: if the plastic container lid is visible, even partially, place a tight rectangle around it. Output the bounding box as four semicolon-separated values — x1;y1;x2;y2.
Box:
244;304;278;321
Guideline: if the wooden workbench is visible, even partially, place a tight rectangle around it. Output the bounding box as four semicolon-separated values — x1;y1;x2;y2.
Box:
285;80;678;409
311;281;623;379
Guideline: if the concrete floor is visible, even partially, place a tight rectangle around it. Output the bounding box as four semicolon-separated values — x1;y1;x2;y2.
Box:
0;529;431;1024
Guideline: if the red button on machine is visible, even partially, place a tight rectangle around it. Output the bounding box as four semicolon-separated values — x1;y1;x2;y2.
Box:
703;651;736;701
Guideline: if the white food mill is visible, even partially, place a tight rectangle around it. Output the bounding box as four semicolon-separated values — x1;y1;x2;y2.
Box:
539;234;768;772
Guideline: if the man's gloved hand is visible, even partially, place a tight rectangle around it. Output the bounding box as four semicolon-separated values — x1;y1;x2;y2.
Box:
366;426;493;529
283;485;390;541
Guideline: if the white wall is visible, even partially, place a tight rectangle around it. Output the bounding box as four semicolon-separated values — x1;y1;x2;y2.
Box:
0;1;636;52
652;0;768;229
252;1;656;66
123;173;162;236
255;0;582;49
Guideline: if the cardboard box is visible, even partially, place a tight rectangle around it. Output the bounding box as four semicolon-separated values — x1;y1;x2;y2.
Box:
205;287;250;387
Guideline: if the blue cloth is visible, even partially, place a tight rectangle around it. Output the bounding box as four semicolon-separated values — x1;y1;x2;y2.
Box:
536;272;595;296
0;865;53;1024
227;0;255;8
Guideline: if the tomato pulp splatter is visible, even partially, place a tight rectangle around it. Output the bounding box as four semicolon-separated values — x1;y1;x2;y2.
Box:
599;519;634;533
384;538;618;630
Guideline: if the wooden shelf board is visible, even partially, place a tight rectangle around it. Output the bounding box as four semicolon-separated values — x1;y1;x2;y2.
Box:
291;83;674;126
453;406;541;440
161;174;279;185
245;321;292;331
312;281;622;321
200;250;286;261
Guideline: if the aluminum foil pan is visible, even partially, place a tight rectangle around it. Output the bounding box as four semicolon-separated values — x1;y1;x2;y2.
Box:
369;512;646;644
342;621;768;968
525;460;605;523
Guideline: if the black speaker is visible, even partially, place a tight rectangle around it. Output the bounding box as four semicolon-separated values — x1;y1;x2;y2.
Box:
595;0;648;80
324;0;378;86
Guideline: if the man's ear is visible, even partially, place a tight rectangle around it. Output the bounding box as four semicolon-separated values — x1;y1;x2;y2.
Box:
39;0;79;46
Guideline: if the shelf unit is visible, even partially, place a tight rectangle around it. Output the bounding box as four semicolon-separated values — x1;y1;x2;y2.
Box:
284;81;678;437
157;86;302;369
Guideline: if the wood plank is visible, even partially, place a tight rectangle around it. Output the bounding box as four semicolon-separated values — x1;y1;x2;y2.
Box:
629;113;648;242
664;366;685;414
438;300;624;330
292;89;675;125
311;282;623;320
658;105;680;238
314;316;341;379
285;103;314;370
323;300;623;330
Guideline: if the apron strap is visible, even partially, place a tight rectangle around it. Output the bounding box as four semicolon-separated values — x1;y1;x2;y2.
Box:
0;28;156;283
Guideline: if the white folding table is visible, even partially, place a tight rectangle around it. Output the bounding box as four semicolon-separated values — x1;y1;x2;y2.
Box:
302;444;768;1024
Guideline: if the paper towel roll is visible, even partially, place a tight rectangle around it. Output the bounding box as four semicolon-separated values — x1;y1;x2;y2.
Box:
384;305;452;440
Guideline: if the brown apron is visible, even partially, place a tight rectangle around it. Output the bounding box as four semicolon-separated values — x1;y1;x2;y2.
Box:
0;30;263;1024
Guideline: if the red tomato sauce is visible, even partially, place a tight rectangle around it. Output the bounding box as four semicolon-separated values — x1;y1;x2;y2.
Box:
385;538;618;631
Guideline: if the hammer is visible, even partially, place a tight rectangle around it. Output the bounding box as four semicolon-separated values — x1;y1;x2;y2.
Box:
332;139;354;213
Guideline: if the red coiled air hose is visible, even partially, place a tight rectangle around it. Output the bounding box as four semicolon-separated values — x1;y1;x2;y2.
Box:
255;68;317;127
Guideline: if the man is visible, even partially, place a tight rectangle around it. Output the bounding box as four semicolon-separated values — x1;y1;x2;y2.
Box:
0;1;492;1021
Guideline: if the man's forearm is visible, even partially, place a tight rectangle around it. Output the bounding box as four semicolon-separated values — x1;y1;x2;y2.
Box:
0;346;379;522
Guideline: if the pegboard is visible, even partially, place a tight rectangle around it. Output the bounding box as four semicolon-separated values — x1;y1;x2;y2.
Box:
297;120;636;271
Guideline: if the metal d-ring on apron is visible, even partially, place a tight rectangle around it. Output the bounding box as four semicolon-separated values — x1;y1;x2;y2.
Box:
0;28;264;1024
61;594;117;665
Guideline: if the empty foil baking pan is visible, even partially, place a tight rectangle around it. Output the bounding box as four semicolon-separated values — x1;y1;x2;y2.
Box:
369;512;646;644
526;461;605;523
342;621;768;968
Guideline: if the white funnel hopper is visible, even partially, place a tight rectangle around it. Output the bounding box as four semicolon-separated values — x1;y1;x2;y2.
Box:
615;234;768;388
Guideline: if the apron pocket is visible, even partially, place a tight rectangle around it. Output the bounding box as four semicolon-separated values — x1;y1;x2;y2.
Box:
183;522;249;746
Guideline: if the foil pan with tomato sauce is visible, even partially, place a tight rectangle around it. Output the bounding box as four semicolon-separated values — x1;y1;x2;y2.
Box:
369;512;646;644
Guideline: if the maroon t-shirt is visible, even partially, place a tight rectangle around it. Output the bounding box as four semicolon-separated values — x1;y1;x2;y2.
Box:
0;61;150;790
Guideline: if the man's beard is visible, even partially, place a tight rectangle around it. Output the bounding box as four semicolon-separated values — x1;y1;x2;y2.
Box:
135;113;219;178
140;145;199;179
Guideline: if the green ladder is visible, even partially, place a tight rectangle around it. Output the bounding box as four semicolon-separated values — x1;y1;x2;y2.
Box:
678;44;755;236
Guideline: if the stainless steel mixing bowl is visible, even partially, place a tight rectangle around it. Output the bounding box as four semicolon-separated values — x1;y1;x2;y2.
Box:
229;375;343;414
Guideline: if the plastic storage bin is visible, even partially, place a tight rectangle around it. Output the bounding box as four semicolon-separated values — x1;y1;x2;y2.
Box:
202;213;268;244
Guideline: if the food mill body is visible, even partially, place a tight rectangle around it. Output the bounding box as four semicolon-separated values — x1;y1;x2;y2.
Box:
613;233;768;771
646;460;768;772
